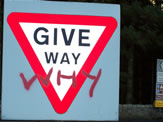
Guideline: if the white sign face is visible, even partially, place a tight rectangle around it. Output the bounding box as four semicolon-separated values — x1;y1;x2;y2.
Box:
2;0;120;120
20;22;105;100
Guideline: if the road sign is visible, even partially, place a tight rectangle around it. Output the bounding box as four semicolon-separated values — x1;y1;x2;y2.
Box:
2;0;120;120
7;12;117;114
155;59;163;107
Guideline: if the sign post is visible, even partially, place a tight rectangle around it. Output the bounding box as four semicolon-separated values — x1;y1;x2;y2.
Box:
2;0;120;120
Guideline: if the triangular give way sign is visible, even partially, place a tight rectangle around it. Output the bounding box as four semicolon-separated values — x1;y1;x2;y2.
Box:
7;12;117;114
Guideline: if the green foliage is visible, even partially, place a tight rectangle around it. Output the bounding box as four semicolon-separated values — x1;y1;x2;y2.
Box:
120;0;163;104
121;1;163;54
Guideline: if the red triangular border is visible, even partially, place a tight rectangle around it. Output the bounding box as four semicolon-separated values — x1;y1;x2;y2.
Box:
7;12;117;114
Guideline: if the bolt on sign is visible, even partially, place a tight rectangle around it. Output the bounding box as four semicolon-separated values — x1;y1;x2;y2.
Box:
1;0;120;121
155;59;163;107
